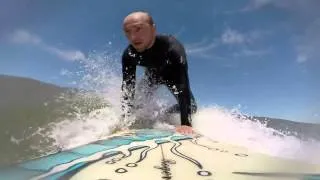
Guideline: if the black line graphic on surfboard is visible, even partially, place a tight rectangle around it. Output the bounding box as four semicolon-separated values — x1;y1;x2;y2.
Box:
154;144;176;179
191;137;249;157
191;138;213;150
58;152;123;179
170;141;203;169
59;146;148;178
135;143;159;163
170;141;212;176
115;143;160;173
105;153;125;164
191;138;228;152
29;132;213;179
105;146;148;164
126;146;154;167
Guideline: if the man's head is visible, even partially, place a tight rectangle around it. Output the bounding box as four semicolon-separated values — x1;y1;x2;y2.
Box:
123;11;156;52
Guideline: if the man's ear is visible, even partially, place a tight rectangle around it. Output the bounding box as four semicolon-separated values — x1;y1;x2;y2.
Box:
152;24;156;33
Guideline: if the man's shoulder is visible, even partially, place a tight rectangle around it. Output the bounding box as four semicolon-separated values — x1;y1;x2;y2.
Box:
156;34;185;54
159;34;185;52
156;34;180;44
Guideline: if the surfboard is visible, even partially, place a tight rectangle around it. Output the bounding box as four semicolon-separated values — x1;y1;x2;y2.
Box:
0;129;320;180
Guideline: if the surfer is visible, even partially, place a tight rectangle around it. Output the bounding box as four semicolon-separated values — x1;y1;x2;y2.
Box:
120;10;197;135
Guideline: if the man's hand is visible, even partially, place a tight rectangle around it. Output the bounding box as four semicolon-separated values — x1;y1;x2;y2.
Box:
175;125;194;135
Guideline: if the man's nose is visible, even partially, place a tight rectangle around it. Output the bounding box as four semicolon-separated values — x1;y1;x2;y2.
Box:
129;33;138;41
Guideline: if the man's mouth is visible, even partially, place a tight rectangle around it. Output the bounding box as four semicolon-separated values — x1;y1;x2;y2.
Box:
133;42;143;46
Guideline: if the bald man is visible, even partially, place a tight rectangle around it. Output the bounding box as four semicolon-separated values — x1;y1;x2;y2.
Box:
120;11;197;134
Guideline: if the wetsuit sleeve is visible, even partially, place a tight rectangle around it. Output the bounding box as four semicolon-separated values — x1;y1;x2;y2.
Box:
168;36;194;126
121;52;136;117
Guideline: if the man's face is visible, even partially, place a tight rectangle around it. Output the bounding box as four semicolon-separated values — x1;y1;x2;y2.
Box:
123;17;155;52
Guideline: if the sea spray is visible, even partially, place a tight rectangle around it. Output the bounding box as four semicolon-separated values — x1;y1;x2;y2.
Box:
20;48;320;166
193;105;320;164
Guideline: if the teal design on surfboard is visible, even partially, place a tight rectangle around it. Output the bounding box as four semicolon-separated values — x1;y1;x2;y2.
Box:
0;129;319;180
0;129;191;180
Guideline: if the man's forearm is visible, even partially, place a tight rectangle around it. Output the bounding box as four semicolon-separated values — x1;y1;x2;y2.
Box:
177;90;192;126
121;81;135;115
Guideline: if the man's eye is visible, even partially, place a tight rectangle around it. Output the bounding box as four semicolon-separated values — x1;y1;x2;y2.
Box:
124;29;130;33
135;27;141;32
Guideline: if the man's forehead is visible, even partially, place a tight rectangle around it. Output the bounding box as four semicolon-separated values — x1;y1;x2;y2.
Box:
123;21;149;30
124;21;145;27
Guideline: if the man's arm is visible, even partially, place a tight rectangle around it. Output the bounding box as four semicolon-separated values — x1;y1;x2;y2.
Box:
121;52;136;118
167;36;195;127
172;66;193;127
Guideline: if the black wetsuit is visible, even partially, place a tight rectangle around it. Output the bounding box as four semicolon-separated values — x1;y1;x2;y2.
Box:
121;34;197;126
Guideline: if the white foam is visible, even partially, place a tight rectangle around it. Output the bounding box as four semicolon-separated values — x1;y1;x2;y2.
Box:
40;48;320;165
193;105;320;164
47;107;119;149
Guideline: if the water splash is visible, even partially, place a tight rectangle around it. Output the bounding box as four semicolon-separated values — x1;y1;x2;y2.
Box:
193;105;320;164
43;49;124;150
42;48;176;150
28;47;320;166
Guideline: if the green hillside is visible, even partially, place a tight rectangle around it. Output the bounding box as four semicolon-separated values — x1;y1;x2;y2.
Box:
0;75;108;165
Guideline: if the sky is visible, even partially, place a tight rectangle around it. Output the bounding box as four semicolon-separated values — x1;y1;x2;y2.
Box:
0;0;319;123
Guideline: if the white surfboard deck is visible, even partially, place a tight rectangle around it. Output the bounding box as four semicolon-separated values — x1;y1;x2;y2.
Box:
0;129;319;180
